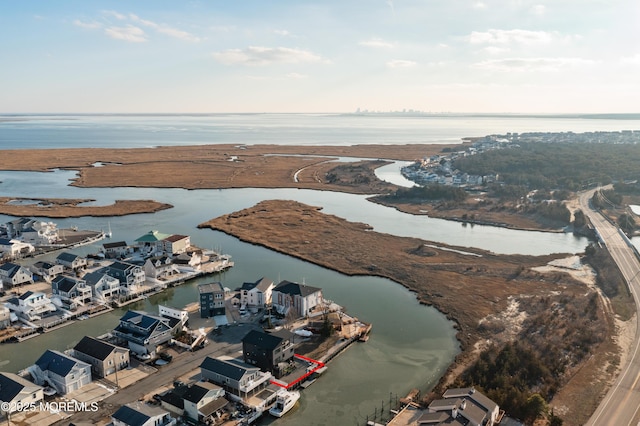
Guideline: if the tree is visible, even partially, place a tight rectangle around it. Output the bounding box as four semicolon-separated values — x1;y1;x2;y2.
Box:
523;393;548;424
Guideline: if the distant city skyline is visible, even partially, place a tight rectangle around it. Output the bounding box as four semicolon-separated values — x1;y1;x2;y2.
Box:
1;1;639;114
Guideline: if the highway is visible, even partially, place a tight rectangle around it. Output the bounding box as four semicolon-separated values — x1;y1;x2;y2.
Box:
581;188;640;426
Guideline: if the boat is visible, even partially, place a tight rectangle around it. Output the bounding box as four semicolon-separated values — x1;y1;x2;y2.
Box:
269;389;300;417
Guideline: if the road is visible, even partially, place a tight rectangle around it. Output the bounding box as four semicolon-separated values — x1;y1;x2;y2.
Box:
581;188;640;426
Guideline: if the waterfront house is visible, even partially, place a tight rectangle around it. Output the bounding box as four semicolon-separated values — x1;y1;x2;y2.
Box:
83;271;121;302
173;249;203;268
112;402;176;426
158;305;189;327
4;217;33;239
410;387;500;426
272;280;324;318
55;251;87;271
160;382;227;423
198;282;225;318
72;336;130;379
0;262;34;288
0;238;34;260
135;230;171;256
241;329;295;378
5;291;56;321
199;357;272;402
0;372;44;413
240;277;275;308
102;241;130;259
97;260;145;295
0;306;11;329
30;349;92;395
51;275;92;308
162;234;191;255
144;255;180;280
20;220;59;246
30;261;63;282
113;310;181;356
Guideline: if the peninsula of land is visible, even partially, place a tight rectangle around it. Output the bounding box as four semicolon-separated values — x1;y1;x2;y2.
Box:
0;143;628;425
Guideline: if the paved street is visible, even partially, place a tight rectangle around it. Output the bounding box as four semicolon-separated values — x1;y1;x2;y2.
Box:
581;188;640;426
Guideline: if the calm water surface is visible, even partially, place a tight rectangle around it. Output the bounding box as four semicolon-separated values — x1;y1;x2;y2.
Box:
0;114;607;424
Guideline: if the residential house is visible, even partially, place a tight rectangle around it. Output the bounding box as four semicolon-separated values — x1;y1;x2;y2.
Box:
144;256;179;280
4;217;33;239
0;262;34;288
135;230;171;256
111;402;176;426
0;238;34;259
440;387;500;426
199;357;272;401
198;282;225;318
242;329;295;377
30;261;63;282
160;382;227;423
30;349;92;395
102;241;130;259
72;336;130;379
83;271;121;302
0;372;44;413
158;305;189;327
0;306;11;329
51;275;92;307
55;252;87;272
5;291;57;321
19;220;59;246
173;249;202;268
162;234;190;255
240;277;275;308
272;280;324;318
113;310;181;356
97;260;145;295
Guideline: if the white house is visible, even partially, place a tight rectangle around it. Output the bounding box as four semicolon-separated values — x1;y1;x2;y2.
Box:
5;291;56;321
272;280;324;318
0;238;35;259
0;262;34;288
144;255;180;280
30;350;92;395
0;372;44;413
162;234;191;255
30;261;64;282
20;220;59;246
240;277;275;308
83;271;121;302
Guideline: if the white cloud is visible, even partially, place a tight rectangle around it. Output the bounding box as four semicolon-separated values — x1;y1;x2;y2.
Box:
473;2;488;9
530;4;546;16
468;29;554;45
101;10;127;20
74;19;102;29
387;59;416;68
359;38;394;48
104;25;147;43
483;46;510;55
129;13;201;42
474;57;596;72
212;46;326;66
286;73;308;79
274;29;291;36
620;54;640;65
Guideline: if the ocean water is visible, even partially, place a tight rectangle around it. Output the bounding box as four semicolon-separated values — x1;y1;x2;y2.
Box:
2;113;640;149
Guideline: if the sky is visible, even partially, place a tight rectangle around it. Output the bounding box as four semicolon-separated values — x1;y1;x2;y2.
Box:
1;0;639;114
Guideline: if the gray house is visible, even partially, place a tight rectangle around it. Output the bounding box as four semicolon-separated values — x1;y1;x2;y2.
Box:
51;275;92;307
199;357;272;401
198;282;225;318
72;336;130;378
113;310;181;356
0;262;34;288
55;251;87;271
83;271;121;302
112;402;176;426
30;349;92;395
